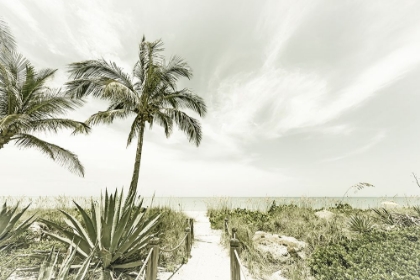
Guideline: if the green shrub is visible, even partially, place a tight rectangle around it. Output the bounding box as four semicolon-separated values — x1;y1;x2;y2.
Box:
309;228;420;279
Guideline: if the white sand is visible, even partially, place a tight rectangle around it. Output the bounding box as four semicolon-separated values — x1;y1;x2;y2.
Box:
163;211;255;280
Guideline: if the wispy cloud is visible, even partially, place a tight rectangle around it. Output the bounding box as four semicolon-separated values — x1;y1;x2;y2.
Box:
321;131;386;163
210;1;420;145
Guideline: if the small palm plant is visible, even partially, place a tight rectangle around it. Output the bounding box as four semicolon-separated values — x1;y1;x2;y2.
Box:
41;189;160;276
0;201;34;249
348;214;374;234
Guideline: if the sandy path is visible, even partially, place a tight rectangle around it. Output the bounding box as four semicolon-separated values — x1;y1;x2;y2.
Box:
162;211;254;280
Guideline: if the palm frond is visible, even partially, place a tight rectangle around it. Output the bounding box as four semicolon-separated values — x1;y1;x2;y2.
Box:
21;67;57;107
152;111;173;138
0;19;16;52
161;56;192;89
161;89;207;116
24;90;84;119
0;114;31;132
86;109;133;126
0;52;25;115
13;133;85;176
133;36;147;84
67;60;134;98
101;81;139;107
1;50;30;92
23;118;90;135
165;109;202;146
126;115;142;146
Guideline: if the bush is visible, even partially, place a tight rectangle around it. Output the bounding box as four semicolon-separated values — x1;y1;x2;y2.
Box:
309;228;420;279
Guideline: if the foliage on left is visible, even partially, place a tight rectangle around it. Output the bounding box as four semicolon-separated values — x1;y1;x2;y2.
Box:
0;19;89;176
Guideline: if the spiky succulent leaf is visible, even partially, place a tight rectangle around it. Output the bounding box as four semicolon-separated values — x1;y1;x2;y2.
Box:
0;201;34;248
37;247;58;280
41;188;161;272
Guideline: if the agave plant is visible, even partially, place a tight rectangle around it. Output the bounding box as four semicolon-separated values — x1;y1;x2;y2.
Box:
348;214;374;234
0;201;34;249
373;208;395;226
38;246;92;280
41;189;160;274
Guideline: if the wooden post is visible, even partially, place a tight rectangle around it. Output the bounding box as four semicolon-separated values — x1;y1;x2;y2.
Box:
146;237;159;280
225;218;229;235
189;218;194;240
185;227;191;258
230;238;241;280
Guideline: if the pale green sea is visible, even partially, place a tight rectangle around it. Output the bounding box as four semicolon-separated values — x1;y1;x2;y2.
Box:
2;196;420;211
143;196;420;211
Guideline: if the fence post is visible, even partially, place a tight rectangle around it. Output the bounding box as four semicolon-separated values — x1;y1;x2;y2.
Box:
189;218;194;240
230;238;241;280
146;237;160;280
232;228;237;239
225;218;229;235
185;227;191;258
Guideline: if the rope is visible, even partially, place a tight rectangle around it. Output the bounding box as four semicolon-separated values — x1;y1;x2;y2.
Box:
134;248;154;280
159;233;189;253
162;262;184;280
234;249;249;280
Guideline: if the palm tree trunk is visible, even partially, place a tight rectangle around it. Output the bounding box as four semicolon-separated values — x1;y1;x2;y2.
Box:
129;121;145;195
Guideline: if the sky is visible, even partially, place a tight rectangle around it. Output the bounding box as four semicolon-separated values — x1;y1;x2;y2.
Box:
1;0;420;197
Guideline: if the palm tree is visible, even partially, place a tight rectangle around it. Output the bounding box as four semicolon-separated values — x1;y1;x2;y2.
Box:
66;37;207;193
0;20;89;176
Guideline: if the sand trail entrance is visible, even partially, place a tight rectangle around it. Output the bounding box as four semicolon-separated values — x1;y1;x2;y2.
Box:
162;211;254;280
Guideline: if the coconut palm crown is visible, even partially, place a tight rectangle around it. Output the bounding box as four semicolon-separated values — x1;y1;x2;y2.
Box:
66;36;207;193
0;20;89;176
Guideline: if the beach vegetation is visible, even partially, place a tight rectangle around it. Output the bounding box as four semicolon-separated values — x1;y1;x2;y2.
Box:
347;214;374;234
0;195;189;279
309;228;420;280
209;198;420;279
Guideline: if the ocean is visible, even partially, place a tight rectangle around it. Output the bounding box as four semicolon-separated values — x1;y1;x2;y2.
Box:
2;196;420;211
143;196;420;211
